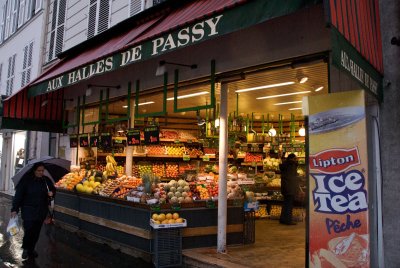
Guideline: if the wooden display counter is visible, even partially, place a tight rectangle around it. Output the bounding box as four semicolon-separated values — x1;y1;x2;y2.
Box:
54;189;245;259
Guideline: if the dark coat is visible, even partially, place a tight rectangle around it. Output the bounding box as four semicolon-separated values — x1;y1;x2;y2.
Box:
280;159;299;196
11;176;56;221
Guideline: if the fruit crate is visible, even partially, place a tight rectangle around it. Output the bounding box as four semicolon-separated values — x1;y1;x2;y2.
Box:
152;228;182;268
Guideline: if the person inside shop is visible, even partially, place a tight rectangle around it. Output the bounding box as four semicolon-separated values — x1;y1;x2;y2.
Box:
11;162;56;260
279;153;299;225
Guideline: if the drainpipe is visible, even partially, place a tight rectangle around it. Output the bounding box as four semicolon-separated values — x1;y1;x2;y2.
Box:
217;83;228;253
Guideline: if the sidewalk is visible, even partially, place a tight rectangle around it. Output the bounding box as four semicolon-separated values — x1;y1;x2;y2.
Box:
183;220;306;268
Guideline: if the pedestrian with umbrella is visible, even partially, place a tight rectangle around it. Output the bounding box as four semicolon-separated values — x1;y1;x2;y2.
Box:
10;157;69;260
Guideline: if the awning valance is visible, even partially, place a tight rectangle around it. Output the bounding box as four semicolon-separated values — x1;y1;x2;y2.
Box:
2;0;320;131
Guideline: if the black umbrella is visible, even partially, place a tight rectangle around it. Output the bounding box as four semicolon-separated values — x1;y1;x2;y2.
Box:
12;156;71;187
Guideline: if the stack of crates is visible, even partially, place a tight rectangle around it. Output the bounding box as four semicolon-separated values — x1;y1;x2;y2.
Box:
153;228;182;268
244;210;256;244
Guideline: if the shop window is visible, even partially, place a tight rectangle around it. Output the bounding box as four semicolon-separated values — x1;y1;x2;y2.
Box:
21;41;33;87
6;54;16;96
129;0;143;17
63;98;80;130
49;133;57;157
87;0;111;39
48;0;66;62
12;131;26;178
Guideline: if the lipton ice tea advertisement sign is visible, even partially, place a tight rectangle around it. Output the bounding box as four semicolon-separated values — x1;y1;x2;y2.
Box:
307;90;369;268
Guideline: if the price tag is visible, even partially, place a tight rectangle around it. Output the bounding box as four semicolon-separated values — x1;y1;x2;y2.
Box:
90;135;99;147
100;133;112;148
69;135;78;148
183;155;190;161
251;161;257;167
144;126;160;145
79;134;89;147
203;155;210;161
174;139;180;144
187;139;193;144
127;129;141;146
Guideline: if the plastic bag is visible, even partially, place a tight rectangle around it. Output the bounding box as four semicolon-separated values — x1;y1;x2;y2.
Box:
7;216;20;236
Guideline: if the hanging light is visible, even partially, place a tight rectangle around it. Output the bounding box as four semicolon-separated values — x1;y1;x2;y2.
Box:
299;125;306;136
268;125;277;137
215;118;220;128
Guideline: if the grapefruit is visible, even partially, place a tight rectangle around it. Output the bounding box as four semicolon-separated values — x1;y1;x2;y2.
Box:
172;213;179;219
166;213;172;220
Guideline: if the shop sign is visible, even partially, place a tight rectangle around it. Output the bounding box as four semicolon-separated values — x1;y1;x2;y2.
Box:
69;134;78;148
144;126;160;145
79;134;89;147
331;28;383;101
90;135;99;147
28;0;313;97
183;155;190;161
307;90;370;268
100;133;112;148
127;129;141;146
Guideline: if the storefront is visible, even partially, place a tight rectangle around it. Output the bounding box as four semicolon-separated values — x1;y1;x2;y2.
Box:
1;0;383;266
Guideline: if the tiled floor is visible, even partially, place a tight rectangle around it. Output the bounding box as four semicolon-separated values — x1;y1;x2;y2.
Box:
183;219;306;268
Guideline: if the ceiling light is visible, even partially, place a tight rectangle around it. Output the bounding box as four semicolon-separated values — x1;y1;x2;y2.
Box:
167;91;209;101
268;125;277;137
314;86;324;92
299;125;306;136
235;82;295;93
135;101;154;106
215;118;220;128
122;105;128;108
274;101;303;106
296;70;308;84
256;91;311;100
288;107;303;111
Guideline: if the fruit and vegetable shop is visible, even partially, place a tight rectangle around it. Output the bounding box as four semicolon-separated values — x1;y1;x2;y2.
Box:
2;0;384;267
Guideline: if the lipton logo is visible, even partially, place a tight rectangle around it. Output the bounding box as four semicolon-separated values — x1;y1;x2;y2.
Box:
310;147;360;174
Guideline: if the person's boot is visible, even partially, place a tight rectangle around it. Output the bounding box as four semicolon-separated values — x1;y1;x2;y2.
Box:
22;249;29;259
30;250;38;258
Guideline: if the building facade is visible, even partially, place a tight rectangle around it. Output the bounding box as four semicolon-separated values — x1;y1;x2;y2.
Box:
0;0;47;191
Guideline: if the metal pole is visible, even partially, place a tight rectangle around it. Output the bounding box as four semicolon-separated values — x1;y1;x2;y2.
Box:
217;83;228;253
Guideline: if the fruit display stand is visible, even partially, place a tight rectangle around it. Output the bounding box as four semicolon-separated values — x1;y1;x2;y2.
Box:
53;189;245;261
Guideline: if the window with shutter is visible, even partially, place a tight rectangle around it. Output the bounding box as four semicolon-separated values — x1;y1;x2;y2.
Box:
35;0;43;13
0;3;6;43
87;0;111;39
21;41;33;87
47;0;66;62
10;0;18;34
0;63;3;92
130;0;143;17
6;54;16;96
25;0;34;21
18;0;25;28
4;0;11;39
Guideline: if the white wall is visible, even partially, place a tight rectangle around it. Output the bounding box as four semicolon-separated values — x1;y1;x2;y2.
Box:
0;10;45;95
